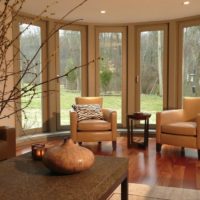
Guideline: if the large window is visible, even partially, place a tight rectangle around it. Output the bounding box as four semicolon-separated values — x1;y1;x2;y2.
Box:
182;24;200;97
15;16;200;135
96;28;127;125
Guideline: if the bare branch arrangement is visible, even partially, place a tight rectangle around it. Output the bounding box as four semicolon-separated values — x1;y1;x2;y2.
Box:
0;0;99;125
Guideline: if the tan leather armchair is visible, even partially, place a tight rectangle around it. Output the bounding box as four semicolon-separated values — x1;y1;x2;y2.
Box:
156;97;200;159
70;97;117;150
0;126;16;161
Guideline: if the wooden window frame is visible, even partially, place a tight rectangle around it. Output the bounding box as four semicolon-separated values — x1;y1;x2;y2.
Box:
13;16;48;136
56;25;87;131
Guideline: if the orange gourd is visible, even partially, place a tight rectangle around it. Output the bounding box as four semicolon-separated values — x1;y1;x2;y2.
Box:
43;138;95;174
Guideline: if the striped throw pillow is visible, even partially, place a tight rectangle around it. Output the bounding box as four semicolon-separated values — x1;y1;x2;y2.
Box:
72;104;104;121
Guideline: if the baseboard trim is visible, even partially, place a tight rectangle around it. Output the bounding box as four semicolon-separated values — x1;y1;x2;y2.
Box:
16;128;156;147
16;131;70;148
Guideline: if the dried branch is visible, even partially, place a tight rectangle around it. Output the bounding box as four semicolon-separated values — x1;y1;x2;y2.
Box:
0;0;90;122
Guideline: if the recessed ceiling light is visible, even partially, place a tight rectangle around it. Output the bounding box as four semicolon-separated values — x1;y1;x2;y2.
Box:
100;10;106;14
183;1;190;5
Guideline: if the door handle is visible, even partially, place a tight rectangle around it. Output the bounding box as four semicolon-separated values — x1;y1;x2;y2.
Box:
56;75;60;83
136;75;139;83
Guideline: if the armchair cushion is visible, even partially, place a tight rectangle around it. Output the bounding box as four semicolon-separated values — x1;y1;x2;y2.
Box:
78;119;111;131
161;122;197;136
72;104;103;121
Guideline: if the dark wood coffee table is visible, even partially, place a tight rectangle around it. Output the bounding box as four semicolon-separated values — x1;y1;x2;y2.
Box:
0;153;128;200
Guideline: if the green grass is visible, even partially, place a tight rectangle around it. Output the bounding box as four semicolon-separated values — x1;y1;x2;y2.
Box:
141;94;162;111
60;91;122;124
22;87;162;128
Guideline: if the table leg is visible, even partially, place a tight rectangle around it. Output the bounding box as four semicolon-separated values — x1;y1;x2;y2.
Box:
131;119;133;144
121;176;128;200
127;117;130;147
144;119;149;147
144;119;147;147
147;119;149;146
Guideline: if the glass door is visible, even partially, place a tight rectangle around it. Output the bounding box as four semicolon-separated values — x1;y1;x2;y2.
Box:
136;26;168;124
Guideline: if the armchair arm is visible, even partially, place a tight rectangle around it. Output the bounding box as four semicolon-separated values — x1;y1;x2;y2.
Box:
102;109;117;140
69;110;78;141
102;109;116;122
156;109;184;143
0;126;16;158
0;126;7;140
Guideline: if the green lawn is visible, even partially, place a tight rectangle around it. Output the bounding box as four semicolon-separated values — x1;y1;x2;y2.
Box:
60;92;162;125
22;88;162;128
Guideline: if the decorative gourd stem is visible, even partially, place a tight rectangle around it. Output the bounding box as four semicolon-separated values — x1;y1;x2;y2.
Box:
63;136;71;143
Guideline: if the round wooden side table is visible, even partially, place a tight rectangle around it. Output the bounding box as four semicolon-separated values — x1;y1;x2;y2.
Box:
127;112;151;148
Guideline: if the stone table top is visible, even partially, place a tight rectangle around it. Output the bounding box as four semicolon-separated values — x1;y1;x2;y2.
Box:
0;153;128;200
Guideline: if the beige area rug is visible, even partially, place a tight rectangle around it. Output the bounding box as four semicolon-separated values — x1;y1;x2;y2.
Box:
108;183;200;200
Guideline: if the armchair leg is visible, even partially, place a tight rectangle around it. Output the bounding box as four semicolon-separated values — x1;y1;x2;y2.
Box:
198;149;200;160
181;147;185;156
156;143;162;152
112;141;116;151
97;142;102;150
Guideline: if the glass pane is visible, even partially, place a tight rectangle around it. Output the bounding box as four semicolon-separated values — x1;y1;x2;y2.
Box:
183;25;200;97
99;32;122;124
140;31;164;124
19;23;42;129
59;30;81;125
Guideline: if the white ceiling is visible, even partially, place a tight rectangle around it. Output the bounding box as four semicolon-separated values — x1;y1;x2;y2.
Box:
21;0;200;24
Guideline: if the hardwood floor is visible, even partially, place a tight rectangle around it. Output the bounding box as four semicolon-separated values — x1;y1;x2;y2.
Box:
16;136;200;189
